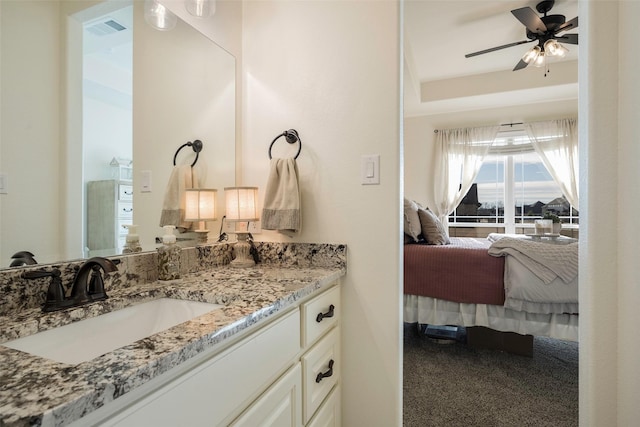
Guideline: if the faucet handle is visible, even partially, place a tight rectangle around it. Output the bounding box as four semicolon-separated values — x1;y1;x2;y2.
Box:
88;265;107;301
22;269;66;312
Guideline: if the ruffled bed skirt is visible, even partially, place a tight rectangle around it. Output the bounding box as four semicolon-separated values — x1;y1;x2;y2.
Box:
403;294;578;342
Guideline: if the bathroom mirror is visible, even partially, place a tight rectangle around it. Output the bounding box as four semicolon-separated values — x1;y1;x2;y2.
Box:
0;0;235;268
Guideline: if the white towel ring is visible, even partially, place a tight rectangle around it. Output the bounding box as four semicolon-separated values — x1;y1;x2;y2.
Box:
268;129;302;160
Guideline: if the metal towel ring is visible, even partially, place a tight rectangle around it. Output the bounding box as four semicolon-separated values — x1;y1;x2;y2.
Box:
173;140;203;167
268;129;302;160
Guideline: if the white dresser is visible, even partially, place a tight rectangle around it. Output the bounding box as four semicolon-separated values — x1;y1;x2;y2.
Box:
86;180;133;254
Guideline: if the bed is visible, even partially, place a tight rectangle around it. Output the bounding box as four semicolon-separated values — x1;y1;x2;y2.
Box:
403;236;579;343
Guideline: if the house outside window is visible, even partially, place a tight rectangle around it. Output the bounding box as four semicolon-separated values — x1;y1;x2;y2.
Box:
449;131;579;234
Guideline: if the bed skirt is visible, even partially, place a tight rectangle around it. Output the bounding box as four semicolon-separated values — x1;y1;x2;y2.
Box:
404;294;578;342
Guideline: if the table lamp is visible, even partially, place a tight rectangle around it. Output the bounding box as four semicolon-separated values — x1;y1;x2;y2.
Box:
224;187;258;267
185;189;217;244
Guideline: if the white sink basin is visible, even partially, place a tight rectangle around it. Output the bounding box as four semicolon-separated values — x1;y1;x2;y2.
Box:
3;298;223;365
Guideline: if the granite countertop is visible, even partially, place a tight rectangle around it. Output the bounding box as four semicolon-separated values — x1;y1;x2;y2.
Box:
0;265;346;426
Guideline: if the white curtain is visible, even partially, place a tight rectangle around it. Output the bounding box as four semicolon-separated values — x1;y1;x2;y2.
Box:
432;126;499;222
525;118;579;208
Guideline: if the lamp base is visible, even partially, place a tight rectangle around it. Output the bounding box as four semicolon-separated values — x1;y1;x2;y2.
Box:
231;232;255;267
194;230;209;245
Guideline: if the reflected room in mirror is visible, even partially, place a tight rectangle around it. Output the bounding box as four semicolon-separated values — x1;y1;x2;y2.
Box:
0;0;235;269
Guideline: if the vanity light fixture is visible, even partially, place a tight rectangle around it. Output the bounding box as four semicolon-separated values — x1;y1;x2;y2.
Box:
224;187;259;267
185;189;217;244
144;0;177;31
185;0;215;18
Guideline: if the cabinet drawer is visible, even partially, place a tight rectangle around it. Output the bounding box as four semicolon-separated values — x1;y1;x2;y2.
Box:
117;201;133;219
231;363;302;427
119;184;133;201
301;285;340;348
307;384;341;427
302;327;340;424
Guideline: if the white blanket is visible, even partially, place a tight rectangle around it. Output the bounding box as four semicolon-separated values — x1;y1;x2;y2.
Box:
488;237;578;284
503;256;579;314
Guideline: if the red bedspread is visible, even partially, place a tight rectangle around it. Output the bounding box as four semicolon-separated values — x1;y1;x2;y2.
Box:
404;237;505;305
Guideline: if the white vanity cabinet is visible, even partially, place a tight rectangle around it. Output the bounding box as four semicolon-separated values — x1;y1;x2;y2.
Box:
300;285;341;426
232;283;341;427
84;282;341;427
87;179;133;253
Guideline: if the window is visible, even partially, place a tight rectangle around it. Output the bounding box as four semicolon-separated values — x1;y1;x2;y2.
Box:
449;131;579;233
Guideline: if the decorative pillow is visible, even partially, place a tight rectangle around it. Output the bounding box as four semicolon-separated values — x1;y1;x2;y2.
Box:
417;207;451;245
403;198;422;242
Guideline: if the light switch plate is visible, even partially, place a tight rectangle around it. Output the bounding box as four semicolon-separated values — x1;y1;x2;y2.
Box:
361;154;380;185
140;170;152;192
0;173;7;194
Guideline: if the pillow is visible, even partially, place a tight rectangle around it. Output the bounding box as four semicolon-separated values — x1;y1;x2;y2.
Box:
417;207;451;245
403;198;422;242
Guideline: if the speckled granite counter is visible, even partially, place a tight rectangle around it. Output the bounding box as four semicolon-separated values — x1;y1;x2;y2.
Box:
0;245;346;426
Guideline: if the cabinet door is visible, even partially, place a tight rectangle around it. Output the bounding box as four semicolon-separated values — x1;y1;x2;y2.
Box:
306;385;341;427
232;364;302;427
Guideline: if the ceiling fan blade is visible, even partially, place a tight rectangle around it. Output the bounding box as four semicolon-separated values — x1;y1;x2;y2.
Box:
513;59;529;71
555;16;578;33
465;40;532;58
511;7;547;35
557;33;578;45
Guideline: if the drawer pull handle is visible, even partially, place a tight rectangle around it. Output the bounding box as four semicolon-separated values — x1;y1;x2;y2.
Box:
122;208;133;213
316;304;335;323
123;191;133;195
315;359;334;383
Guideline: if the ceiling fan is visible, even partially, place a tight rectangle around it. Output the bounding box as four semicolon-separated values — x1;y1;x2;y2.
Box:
465;0;578;71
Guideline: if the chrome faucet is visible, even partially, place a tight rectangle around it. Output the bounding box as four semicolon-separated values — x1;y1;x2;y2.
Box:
22;257;118;312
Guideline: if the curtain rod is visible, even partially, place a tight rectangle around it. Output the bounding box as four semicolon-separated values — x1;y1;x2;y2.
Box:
433;122;525;133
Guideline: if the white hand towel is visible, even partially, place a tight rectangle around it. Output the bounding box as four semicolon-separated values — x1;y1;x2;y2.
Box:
159;165;199;232
261;158;301;235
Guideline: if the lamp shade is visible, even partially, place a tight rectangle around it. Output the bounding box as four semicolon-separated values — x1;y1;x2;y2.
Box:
185;189;217;221
225;187;259;222
544;39;568;58
522;45;541;64
144;0;177;31
186;0;216;17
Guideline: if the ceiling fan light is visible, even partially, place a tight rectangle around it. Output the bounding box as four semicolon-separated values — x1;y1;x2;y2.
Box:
544;39;568;58
533;52;546;67
522;46;541;64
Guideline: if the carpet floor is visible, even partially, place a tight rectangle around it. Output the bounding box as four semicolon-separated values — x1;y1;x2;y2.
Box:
403;324;578;427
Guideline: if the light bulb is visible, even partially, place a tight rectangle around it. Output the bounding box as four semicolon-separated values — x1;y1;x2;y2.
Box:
144;0;177;31
522;46;541;64
533;51;546;67
544;39;568;58
186;0;215;18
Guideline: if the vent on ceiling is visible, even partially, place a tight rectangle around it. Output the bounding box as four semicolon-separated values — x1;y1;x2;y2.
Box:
86;19;127;36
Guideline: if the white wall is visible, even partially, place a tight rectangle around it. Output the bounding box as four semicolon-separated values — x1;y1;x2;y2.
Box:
242;1;402;425
580;0;640;424
0;0;62;265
